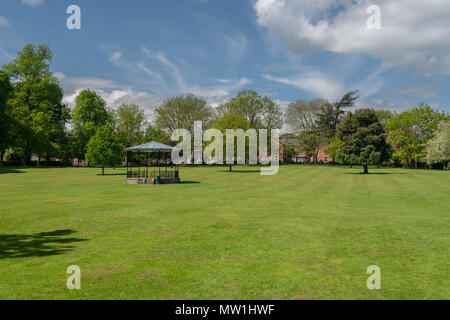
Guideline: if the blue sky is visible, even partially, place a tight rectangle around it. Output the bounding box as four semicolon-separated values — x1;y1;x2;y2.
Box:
1;0;449;115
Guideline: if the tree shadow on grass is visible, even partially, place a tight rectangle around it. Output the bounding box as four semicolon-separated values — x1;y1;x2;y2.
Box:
180;181;201;184
0;229;88;259
344;172;405;175
95;173;127;176
219;169;261;173
0;168;25;175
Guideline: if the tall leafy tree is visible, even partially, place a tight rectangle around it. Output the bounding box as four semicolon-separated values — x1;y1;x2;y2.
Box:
216;90;283;129
3;44;69;164
386;103;448;168
72;89;112;159
285;99;323;131
297;129;327;164
143;125;170;145
285;99;326;163
426;120;450;169
375;109;395;127
85;126;124;175
115;103;146;148
154;94;213;134
213;114;251;172
0;70;12;165
316;90;359;140
337;109;391;174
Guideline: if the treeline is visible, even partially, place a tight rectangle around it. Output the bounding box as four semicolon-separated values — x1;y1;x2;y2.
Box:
0;44;449;170
0;44;283;167
285;95;449;170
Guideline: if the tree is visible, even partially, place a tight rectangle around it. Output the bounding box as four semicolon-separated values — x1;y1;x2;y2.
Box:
85;126;124;175
285;99;323;131
316;90;360;140
143;125;170;145
386;104;448;168
375;109;395;127
115;103;146;148
3;44;70;164
0;70;12;165
325;136;342;162
337;109;391;174
426;120;450;169
154;94;213;134
297;129;326;164
216;90;283;129
212;114;251;172
72;89;112;159
285;99;325;163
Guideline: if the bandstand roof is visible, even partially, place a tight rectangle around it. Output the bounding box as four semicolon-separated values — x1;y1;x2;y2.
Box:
124;142;177;153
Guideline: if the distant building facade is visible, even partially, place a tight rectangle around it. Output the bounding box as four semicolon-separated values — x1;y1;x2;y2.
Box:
279;133;333;164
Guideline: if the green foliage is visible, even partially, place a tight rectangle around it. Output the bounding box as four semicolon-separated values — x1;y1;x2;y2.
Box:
115;103;147;148
285;99;327;163
426;120;450;168
217;90;283;129
154;94;213;133
375;109;395;126
213;113;251;132
283;145;297;160
285;99;323;131
213;114;251;168
337;109;391;173
297;129;327;164
143;125;171;145
85;126;124;173
3;44;70;163
72;89;112;158
386;103;449;168
325;136;342;161
0;70;12;160
316;90;360;140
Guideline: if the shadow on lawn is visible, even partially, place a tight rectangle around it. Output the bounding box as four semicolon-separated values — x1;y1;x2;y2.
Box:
344;172;405;175
180;181;201;184
0;229;88;259
219;169;261;173
0;168;25;175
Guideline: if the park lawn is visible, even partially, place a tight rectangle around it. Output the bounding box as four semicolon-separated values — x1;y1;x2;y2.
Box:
0;165;449;300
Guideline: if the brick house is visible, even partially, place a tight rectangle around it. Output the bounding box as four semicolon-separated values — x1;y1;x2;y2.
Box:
279;133;333;164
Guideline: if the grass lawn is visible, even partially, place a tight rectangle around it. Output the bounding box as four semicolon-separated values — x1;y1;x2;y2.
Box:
0;165;449;300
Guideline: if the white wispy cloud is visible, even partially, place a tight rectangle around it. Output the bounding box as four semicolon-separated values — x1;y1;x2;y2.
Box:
56;72;165;113
264;72;344;100
142;47;187;91
99;46;252;107
254;0;450;76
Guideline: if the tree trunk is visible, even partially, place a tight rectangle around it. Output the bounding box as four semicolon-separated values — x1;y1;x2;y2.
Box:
37;157;40;167
415;157;418;169
102;166;105;176
229;165;232;172
0;150;3;166
363;165;369;174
